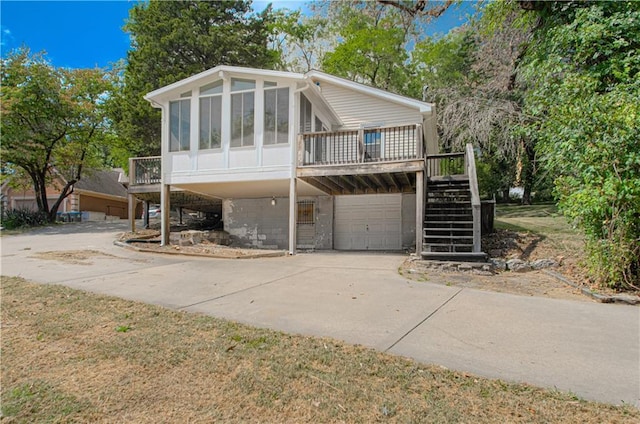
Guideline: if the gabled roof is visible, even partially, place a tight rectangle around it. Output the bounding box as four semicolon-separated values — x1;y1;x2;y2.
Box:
144;66;304;103
144;65;433;115
74;170;128;199
305;70;434;114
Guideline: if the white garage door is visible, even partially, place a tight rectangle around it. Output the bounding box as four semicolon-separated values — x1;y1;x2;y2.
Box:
334;194;402;250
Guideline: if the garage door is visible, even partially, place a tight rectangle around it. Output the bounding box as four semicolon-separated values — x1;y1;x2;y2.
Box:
334;194;401;250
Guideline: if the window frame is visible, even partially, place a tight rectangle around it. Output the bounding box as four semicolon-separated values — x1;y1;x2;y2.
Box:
264;86;290;146
169;98;191;152
199;81;223;151
230;78;256;148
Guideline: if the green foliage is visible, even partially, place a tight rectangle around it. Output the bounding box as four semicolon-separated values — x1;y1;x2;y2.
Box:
109;0;281;159
1;48;114;221
411;29;476;95
522;1;640;289
1;208;49;230
320;2;413;94
476;157;515;201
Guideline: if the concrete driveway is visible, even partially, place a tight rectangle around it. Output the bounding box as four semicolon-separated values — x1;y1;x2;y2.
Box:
1;221;639;407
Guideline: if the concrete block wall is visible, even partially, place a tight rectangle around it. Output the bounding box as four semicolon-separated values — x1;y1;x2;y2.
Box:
223;197;290;249
315;196;333;249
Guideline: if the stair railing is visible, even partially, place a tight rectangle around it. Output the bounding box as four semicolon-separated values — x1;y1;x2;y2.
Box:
465;144;482;252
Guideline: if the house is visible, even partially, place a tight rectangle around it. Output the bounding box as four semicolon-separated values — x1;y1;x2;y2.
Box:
2;169;137;221
130;65;484;259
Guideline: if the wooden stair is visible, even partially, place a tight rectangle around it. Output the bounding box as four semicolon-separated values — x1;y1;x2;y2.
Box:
422;176;487;262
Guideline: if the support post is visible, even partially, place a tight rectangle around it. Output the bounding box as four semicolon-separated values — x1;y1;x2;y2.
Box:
161;184;170;246
143;200;149;229
415;170;424;255
128;193;136;233
289;177;297;255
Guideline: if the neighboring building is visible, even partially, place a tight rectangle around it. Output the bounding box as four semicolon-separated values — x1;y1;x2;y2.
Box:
2;169;136;220
131;66;483;259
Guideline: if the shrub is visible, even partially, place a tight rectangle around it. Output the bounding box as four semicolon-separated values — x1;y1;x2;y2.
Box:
1;207;49;230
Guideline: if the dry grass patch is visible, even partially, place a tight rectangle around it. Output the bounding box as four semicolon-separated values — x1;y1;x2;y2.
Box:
28;250;118;265
2;276;638;423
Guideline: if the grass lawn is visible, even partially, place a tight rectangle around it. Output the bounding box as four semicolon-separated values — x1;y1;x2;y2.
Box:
2;276;637;423
494;203;585;262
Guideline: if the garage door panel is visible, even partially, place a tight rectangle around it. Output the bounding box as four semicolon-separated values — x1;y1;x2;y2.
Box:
334;194;402;250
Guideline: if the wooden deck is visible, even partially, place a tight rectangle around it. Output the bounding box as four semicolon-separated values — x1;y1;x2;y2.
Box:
296;123;424;195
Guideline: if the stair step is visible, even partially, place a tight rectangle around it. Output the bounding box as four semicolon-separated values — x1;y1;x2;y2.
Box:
422;221;473;225
426;200;472;205
421;252;488;262
428;175;469;183
424;237;474;243
424;244;474;253
424;227;474;233
425;208;472;213
428;188;470;192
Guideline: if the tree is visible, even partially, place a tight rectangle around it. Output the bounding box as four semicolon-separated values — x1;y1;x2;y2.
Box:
310;1;421;94
109;0;280;159
519;1;640;290
272;10;332;73
1;48;113;222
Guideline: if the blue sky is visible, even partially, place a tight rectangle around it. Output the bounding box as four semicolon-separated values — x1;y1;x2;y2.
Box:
1;0;475;70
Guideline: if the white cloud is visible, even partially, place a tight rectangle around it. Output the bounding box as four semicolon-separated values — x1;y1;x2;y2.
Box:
0;25;13;47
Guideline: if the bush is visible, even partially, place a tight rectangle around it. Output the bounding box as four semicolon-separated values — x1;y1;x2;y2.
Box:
1;208;49;230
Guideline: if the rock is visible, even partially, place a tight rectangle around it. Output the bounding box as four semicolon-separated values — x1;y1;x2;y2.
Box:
507;259;531;272
490;258;507;271
531;258;558;270
207;230;231;246
489;249;503;257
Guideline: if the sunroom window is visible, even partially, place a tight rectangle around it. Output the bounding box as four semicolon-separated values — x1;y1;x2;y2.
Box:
199;81;222;150
230;78;255;147
264;86;289;145
169;99;190;152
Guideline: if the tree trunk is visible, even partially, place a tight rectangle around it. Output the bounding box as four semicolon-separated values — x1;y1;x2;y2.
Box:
33;171;52;220
501;188;511;203
520;141;536;205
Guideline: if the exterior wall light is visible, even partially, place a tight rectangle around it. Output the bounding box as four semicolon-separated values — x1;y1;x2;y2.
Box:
271;197;277;206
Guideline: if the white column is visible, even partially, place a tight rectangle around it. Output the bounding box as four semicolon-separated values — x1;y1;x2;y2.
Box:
289;177;297;255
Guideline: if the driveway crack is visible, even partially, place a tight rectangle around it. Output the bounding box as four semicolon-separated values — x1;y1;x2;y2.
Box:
384;288;463;352
177;267;314;310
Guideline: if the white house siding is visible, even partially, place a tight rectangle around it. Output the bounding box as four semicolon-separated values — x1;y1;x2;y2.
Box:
196;151;225;170
317;81;423;129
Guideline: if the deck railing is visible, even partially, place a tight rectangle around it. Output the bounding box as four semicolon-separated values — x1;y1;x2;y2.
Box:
425;152;466;177
298;123;423;166
129;156;161;186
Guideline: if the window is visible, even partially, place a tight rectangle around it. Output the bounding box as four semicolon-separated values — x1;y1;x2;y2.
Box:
264;87;289;145
363;123;384;160
199;81;223;150
170;99;190;152
200;97;222;149
297;200;314;225
230;78;255;147
299;93;312;133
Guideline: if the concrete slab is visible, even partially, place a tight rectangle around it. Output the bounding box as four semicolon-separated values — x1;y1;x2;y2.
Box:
184;263;460;348
388;288;640;407
1;222;639;408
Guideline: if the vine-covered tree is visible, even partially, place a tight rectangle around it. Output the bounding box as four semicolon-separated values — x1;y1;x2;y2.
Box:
108;0;280;159
519;0;640;289
1;48;113;222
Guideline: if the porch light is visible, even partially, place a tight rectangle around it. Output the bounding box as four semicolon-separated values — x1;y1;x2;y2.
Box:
271;197;277;206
